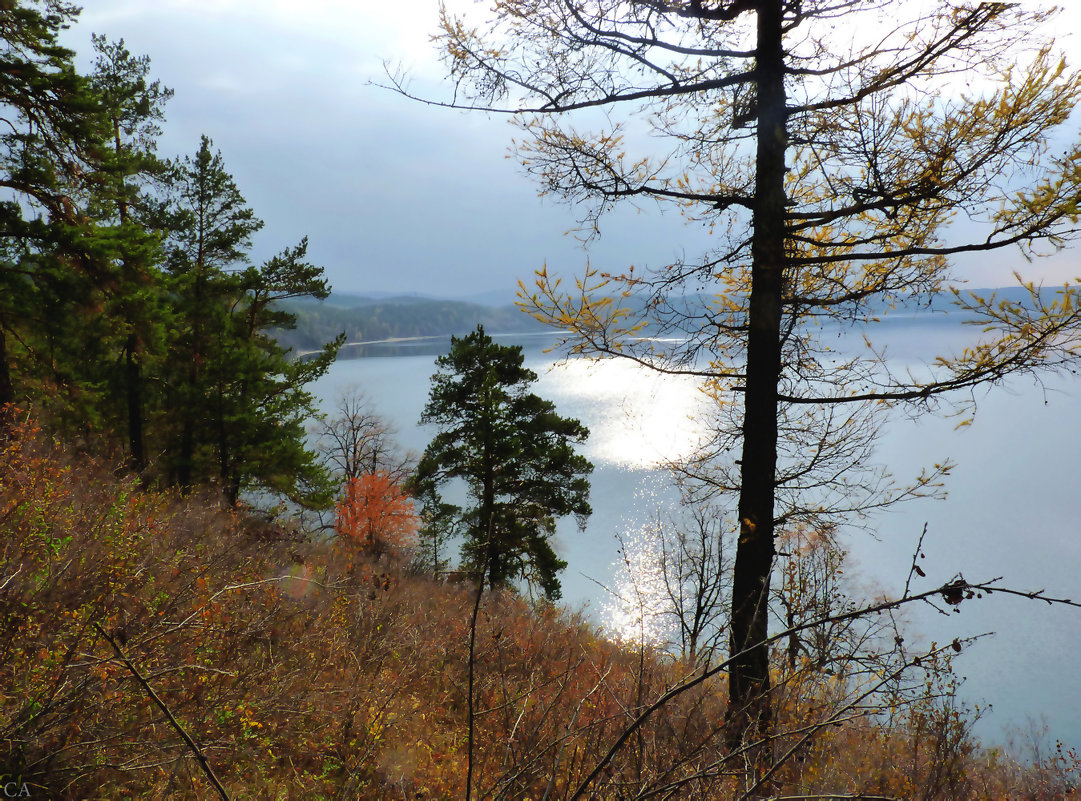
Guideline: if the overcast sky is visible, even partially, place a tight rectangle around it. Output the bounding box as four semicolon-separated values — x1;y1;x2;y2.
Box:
62;1;1081;301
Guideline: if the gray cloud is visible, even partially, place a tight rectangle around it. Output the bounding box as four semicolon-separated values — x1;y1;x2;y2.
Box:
60;2;703;300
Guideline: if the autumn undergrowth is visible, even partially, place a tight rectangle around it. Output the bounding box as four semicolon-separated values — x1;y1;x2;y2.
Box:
1;415;1077;799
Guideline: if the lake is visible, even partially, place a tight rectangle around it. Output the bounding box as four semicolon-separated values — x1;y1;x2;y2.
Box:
309;325;1081;750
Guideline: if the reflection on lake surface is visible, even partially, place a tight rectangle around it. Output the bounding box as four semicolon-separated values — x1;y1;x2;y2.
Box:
535;358;709;468
310;328;1081;748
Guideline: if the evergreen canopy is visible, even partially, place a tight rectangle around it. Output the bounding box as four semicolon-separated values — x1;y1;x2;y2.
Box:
411;326;592;600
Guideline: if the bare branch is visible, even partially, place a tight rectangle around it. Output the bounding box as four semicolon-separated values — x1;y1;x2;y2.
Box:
93;624;231;801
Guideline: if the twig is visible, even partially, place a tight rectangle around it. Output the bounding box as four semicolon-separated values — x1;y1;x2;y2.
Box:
569;575;1081;799
0;565;21;592
465;548;490;801
902;522;929;599
765;791;908;795
93;624;231;801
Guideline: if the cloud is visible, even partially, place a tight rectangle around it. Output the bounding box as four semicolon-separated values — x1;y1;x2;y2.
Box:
61;2;1081;297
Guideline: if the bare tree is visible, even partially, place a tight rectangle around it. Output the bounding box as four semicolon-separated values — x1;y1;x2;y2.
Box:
610;496;732;666
313;386;413;484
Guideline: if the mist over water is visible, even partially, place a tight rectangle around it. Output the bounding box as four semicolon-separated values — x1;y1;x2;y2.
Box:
310;328;1081;749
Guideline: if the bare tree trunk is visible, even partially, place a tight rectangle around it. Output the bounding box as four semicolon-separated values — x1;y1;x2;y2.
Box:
726;0;787;755
465;540;490;801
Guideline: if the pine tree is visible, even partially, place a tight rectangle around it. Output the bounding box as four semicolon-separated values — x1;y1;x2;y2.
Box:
162;135;263;489
162;136;339;507
217;240;342;507
0;14;170;454
86;34;173;470
411;326;592;600
0;1;104;414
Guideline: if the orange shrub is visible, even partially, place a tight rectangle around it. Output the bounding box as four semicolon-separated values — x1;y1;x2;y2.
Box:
335;471;418;552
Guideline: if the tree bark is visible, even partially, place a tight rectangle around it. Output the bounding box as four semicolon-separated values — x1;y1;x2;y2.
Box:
176;365;196;490
726;0;787;754
217;381;234;505
113;115;147;473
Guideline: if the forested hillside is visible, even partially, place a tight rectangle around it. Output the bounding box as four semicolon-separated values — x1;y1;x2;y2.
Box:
273;296;548;353
275;286;1065;355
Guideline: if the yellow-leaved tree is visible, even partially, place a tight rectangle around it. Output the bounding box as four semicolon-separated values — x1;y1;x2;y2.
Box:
399;0;1081;771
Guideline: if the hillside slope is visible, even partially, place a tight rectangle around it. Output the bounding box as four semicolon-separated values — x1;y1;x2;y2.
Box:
1;418;1076;799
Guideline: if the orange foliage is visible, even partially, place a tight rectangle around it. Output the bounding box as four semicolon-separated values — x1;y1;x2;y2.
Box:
335;471;417;551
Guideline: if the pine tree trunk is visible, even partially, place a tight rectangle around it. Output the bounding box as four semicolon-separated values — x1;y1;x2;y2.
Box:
218;388;237;506
482;380;499;588
178;414;194;489
177;363;196;490
0;325;13;410
177;249;206;492
726;0;787;755
112;116;146;473
125;334;146;471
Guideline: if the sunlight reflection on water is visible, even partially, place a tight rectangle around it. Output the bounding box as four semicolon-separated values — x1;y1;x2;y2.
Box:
597;475;674;648
533;357;711;469
529;356;717;648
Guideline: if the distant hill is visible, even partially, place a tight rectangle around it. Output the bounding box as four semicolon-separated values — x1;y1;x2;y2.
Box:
275;285;1064;357
272;295;549;354
314;288;520;308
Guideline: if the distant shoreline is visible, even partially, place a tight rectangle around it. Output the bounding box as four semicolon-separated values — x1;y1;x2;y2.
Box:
344;335;439;346
297;331;562;359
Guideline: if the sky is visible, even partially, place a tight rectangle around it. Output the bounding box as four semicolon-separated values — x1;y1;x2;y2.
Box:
62;1;1081;301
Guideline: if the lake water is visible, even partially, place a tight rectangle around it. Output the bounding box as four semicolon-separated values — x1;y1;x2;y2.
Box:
309;326;1081;749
